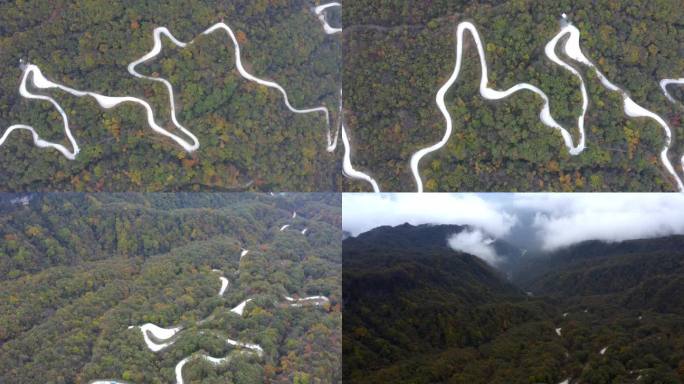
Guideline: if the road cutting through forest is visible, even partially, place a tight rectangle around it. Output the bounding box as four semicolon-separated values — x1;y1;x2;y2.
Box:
409;15;684;192
90;208;330;384
1;5;341;162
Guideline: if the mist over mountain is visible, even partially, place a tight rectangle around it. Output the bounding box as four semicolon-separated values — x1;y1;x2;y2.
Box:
512;235;684;312
343;193;684;256
349;223;467;250
498;208;544;252
343;223;684;384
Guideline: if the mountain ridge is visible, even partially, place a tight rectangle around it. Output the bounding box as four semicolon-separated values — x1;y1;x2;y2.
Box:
343;223;684;383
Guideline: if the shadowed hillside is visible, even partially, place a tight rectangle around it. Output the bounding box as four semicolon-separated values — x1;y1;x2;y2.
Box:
343;223;684;384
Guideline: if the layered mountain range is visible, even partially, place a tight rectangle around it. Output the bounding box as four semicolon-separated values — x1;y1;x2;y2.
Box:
343;223;684;383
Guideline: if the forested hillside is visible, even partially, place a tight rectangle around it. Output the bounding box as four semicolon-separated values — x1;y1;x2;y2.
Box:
515;236;684;315
0;1;345;191
343;0;684;191
343;224;684;383
0;193;342;383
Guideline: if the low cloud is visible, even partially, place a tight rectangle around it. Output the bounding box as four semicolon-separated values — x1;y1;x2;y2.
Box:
342;193;517;237
515;194;684;250
343;193;684;253
447;229;499;265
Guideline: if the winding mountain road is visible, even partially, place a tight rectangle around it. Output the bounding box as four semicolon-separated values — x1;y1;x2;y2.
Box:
409;15;684;192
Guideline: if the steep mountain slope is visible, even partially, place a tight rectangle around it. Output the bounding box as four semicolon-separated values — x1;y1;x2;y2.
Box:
513;236;684;287
344;224;521;301
516;236;684;314
343;224;556;383
343;224;684;384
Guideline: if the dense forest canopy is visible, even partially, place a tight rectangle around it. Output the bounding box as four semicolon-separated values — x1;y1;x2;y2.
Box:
0;193;342;383
0;1;348;191
343;224;684;383
343;0;684;191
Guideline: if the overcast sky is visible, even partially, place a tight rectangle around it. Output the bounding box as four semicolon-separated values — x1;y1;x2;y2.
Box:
343;193;684;259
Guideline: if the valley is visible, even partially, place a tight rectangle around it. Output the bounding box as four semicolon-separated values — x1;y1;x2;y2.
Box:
343;223;684;383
